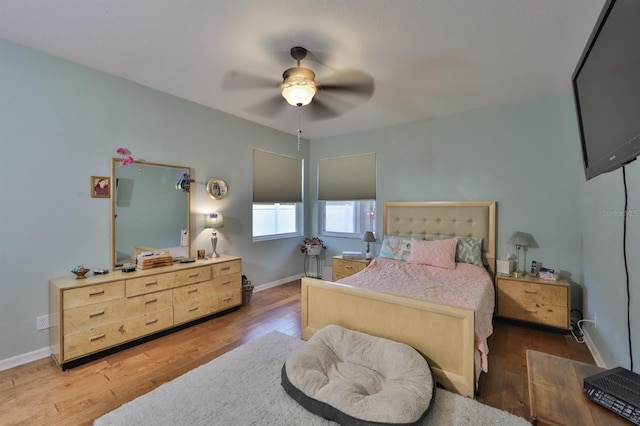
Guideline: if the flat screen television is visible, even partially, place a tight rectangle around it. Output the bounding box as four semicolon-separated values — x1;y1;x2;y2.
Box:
572;0;640;181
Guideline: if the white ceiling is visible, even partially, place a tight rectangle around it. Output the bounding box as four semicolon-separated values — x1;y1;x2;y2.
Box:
0;0;606;140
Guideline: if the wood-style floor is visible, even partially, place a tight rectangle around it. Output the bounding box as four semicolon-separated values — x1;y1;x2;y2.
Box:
0;280;594;425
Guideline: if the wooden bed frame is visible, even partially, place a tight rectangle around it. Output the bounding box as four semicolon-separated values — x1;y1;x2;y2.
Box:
301;201;496;398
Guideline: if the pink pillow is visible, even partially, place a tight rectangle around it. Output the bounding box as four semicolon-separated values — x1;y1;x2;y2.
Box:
407;238;457;269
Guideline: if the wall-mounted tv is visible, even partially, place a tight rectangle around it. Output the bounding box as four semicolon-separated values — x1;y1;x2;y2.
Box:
572;0;640;181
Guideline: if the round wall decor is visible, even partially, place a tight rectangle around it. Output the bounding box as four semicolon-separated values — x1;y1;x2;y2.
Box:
206;178;228;200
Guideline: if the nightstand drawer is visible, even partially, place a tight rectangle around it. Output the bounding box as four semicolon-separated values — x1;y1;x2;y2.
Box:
498;298;568;329
332;257;370;281
498;279;568;308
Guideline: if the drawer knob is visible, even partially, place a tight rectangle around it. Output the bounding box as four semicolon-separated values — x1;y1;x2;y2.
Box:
145;281;158;287
188;307;199;312
188;273;199;278
89;310;105;318
223;296;231;302
524;289;538;294
221;266;231;271
222;280;231;285
90;333;106;342
346;266;353;270
146;318;158;325
188;289;198;294
89;290;105;297
525;308;538;313
145;299;158;305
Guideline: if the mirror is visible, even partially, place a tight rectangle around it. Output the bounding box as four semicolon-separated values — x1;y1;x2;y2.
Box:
111;159;191;269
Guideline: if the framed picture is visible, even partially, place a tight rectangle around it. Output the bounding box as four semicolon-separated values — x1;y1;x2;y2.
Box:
206;177;228;200
91;176;111;198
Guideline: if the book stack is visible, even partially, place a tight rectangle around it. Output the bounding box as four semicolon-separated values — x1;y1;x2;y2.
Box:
342;251;364;260
136;253;173;269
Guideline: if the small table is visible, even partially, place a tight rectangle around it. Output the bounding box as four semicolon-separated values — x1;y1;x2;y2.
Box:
304;254;322;279
526;350;629;425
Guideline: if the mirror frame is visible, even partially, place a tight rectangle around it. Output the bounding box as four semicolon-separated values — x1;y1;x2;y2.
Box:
110;159;192;270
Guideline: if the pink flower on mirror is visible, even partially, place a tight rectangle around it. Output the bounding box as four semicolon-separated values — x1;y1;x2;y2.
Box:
115;148;135;168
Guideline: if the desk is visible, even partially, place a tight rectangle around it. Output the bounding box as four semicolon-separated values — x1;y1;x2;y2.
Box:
526;350;628;425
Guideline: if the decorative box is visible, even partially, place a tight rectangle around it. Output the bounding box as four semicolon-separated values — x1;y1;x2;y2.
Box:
496;260;514;275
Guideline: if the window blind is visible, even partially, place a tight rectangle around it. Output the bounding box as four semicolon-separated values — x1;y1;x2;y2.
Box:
253;149;303;203
318;152;376;200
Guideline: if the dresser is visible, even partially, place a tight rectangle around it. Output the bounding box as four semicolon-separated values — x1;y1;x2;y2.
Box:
49;255;242;368
496;274;570;330
332;255;371;281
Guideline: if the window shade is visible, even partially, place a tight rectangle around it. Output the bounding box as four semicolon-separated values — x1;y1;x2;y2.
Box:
318;153;376;200
253;149;303;203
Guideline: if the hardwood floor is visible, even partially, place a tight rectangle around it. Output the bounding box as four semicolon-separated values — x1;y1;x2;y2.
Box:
0;280;593;425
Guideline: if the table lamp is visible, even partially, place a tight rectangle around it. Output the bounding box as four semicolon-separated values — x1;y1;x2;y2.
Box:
204;212;224;258
362;231;376;259
507;231;531;278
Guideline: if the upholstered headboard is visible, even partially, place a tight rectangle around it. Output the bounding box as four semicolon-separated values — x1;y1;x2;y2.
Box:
383;201;496;276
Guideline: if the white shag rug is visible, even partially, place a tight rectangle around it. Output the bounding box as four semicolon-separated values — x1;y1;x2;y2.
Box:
95;331;529;425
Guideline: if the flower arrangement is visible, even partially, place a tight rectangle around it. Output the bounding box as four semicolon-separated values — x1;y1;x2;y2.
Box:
115;147;135;168
299;237;326;254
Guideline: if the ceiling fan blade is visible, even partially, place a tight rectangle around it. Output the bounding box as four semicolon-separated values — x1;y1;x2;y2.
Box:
221;70;280;91
304;97;343;121
318;69;375;99
245;94;288;118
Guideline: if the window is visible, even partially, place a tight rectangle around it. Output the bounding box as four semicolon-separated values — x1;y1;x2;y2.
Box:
318;153;376;239
253;203;302;241
252;149;303;240
320;200;376;238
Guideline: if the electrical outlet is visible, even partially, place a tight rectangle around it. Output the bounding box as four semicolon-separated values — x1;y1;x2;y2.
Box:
593;312;597;329
37;314;49;330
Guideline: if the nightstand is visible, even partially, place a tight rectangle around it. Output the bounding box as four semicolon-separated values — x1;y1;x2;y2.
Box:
332;255;371;281
496;274;570;330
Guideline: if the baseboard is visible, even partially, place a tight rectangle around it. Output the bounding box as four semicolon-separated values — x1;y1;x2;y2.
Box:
0;347;51;372
248;274;304;293
582;329;607;368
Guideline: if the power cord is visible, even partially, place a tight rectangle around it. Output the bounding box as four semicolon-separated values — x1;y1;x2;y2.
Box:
571;319;596;344
622;166;633;371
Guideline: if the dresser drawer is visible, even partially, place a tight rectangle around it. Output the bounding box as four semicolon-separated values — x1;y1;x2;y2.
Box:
173;281;215;305
126;266;212;297
498;299;568;329
215;288;242;312
173;296;218;325
63;281;124;309
498;279;568;308
125;289;173;317
125;307;173;340
63;298;125;331
212;272;241;292
212;260;241;278
63;321;127;360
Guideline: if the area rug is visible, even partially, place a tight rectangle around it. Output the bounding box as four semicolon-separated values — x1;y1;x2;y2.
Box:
94;331;528;425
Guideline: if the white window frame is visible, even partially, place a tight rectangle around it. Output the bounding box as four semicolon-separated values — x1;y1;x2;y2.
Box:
252;202;303;241
319;200;376;239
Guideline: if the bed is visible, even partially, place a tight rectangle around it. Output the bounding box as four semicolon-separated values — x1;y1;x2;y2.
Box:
300;201;496;398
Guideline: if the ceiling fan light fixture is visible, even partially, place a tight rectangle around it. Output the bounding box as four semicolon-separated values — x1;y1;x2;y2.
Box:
281;67;317;106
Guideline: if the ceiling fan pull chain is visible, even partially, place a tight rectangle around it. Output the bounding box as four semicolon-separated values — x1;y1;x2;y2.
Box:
297;107;302;151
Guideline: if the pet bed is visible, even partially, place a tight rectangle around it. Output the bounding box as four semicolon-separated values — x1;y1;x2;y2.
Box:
281;325;435;425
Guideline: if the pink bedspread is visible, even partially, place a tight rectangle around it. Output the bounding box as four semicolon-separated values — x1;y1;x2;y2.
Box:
338;257;495;372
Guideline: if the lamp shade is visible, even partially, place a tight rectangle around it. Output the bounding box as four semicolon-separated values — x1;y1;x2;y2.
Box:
362;231;376;243
204;212;224;229
281;67;317;106
507;231;530;247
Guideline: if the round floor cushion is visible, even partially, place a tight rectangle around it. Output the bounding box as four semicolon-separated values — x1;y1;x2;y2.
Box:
281;325;435;425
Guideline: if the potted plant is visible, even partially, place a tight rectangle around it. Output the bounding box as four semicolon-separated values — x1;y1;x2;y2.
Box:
299;237;326;256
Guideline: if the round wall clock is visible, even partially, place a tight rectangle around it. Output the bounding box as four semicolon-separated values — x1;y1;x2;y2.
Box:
206;178;228;200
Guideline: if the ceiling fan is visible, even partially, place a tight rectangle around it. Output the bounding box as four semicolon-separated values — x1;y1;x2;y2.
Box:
222;46;374;120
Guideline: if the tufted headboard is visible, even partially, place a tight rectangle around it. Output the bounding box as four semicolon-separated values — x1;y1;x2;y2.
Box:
383;201;496;276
